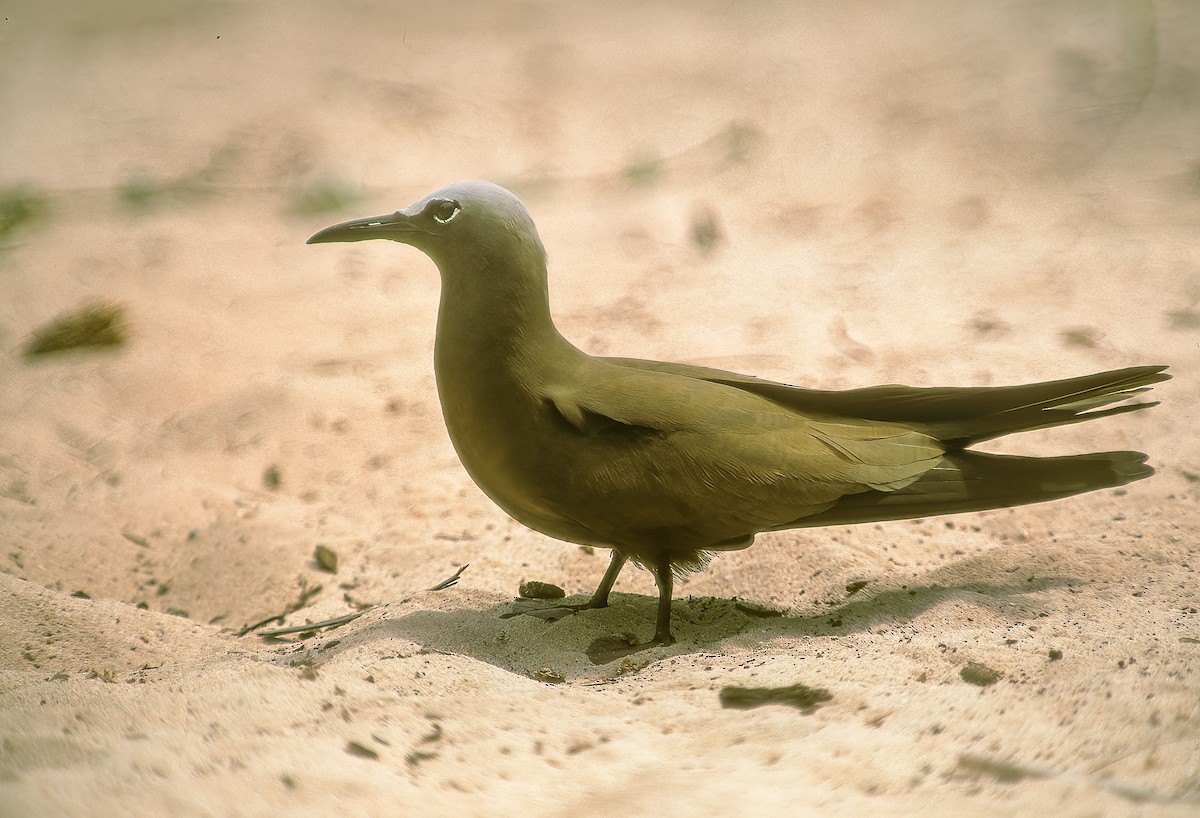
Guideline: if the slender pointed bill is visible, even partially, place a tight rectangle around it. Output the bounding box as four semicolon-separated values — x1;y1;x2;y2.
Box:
306;212;421;244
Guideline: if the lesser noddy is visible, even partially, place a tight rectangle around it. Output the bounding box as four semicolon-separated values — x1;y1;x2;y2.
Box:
308;181;1168;647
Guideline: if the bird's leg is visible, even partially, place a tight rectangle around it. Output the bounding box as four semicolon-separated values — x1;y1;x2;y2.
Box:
580;550;628;609
581;555;676;663
651;556;676;645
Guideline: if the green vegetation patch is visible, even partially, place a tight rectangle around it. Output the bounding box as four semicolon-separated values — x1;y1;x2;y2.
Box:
24;302;127;358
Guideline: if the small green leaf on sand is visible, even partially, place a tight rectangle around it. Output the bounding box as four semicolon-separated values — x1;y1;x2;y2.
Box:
960;661;1001;686
719;683;833;713
314;544;338;573
24;302;126;358
345;741;378;760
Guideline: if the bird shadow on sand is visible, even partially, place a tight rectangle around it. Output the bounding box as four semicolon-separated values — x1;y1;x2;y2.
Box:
324;552;1091;680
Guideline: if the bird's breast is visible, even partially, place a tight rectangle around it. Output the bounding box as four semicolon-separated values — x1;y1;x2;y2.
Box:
432;347;602;544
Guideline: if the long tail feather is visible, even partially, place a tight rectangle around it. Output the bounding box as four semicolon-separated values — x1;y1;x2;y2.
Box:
781;450;1153;528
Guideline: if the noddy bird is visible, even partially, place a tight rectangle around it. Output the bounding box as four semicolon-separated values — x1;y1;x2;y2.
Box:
308;180;1168;647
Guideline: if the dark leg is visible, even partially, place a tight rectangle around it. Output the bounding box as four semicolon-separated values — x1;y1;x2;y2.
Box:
651;556;676;645
582;550;628;609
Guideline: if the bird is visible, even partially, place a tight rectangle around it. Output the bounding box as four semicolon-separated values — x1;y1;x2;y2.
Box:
308;180;1168;648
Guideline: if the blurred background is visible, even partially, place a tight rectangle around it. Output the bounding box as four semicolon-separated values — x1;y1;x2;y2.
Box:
0;0;1196;626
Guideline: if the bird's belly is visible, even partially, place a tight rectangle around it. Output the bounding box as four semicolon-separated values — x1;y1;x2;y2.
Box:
435;376;831;554
443;409;769;553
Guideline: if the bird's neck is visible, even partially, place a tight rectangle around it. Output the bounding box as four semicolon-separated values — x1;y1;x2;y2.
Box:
433;254;576;383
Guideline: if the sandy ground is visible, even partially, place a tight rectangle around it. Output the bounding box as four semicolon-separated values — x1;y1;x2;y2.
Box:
2;2;1199;815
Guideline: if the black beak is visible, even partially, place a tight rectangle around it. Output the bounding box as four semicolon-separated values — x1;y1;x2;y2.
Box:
306;211;422;245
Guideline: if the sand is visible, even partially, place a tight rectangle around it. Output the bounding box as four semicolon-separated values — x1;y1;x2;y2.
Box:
1;2;1198;815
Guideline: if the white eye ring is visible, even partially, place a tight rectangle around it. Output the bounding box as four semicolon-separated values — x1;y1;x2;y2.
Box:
432;201;461;224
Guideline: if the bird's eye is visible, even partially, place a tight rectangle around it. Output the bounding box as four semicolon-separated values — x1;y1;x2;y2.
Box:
431;200;461;224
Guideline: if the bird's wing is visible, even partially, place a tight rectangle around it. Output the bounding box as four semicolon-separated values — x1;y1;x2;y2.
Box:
544;362;944;501
602;357;1169;446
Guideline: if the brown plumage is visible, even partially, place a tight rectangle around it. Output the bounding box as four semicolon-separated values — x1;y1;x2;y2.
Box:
309;181;1168;647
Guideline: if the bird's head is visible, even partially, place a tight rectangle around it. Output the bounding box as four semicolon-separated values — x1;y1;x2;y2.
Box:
306;180;546;280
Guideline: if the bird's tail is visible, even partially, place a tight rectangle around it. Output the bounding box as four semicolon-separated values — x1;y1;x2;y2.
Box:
667;363;1168;447
926;366;1169;445
783;449;1153;528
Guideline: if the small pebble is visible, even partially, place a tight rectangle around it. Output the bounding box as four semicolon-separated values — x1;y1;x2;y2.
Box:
519;580;565;600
